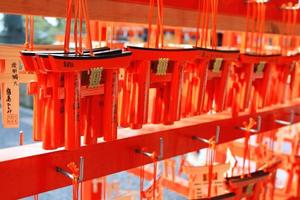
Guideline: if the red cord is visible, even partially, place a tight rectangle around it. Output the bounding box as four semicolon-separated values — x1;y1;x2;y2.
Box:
250;2;256;52
242;118;256;177
73;0;79;54
155;0;161;48
255;2;261;53
152;152;157;200
195;0;202;47
291;8;298;49
211;0;218;49
82;0;93;55
67;162;80;200
139;150;158;200
29;16;34;50
24;16;34;50
203;0;210;48
159;0;164;48
205;136;216;198
24;16;29;50
140;164;145;200
64;0;73;53
147;0;155;47
245;2;251;52
64;0;93;55
282;5;287;53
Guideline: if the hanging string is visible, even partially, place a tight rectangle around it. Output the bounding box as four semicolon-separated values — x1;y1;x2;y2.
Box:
24;16;29;49
291;7;298;50
147;0;164;48
196;0;218;49
244;2;251;52
147;0;155;47
64;0;73;53
280;3;298;55
178;155;186;176
206;137;216;198
29;16;34;50
211;0;216;48
255;2;261;53
82;0;93;55
249;2;257;52
140;159;145;200
155;0;164;48
232;155;238;176
97;21;102;47
110;24;115;49
152;153;157;200
259;2;266;54
200;0;208;48
203;0;210;48
105;23;109;45
67;162;80;200
211;0;219;49
139;150;158;200
73;0;79;54
287;4;292;53
195;0;202;47
242;118;256;177
159;0;164;48
24;16;34;50
281;4;287;54
78;0;84;54
64;0;93;55
246;1;268;54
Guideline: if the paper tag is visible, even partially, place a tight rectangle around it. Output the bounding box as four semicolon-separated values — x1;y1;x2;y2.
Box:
1;59;19;128
156;58;169;75
256;62;266;73
89;67;103;88
212;58;223;73
246;183;255;194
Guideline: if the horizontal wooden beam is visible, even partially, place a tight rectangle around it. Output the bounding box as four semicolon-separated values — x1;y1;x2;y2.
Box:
0;0;298;34
0;100;300;199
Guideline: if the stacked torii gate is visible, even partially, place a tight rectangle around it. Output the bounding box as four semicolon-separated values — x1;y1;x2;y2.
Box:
0;45;60;128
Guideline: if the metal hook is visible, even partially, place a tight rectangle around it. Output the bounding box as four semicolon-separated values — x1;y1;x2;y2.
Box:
192;126;220;144
275;110;295;126
135;137;164;161
56;156;84;182
237;115;261;133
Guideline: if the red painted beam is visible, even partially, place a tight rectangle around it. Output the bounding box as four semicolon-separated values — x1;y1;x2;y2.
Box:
118;0;298;22
0;100;300;199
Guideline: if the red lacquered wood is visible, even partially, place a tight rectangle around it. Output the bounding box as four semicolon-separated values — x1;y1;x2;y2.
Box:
197;48;239;61
48;53;132;72
64;72;81;150
239;54;281;64
1;100;300;199
127;46;199;61
103;69;118;141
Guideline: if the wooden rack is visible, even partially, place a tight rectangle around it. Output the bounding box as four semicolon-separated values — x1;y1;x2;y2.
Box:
0;1;300;199
0;100;300;199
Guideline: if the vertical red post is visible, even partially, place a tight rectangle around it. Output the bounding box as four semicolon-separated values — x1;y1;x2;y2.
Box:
103;69;118;141
64;72;81;150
